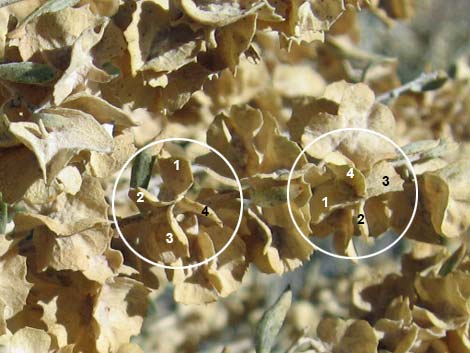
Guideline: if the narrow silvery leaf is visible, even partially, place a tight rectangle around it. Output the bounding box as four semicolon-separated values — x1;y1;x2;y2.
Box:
0;62;55;84
0;193;8;234
130;150;156;189
0;0;24;8
439;243;466;276
255;287;292;353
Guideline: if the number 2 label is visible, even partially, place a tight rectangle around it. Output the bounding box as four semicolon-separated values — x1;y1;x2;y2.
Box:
357;214;365;224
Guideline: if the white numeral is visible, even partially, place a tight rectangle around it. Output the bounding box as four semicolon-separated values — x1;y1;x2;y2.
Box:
136;191;144;203
322;196;328;207
174;160;180;171
165;232;174;244
346;167;354;179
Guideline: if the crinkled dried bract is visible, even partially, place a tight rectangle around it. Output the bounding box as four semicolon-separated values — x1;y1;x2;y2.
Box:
289;81;397;170
422;160;470;238
0;327;51;353
0;0;468;351
15;176;109;236
0;250;33;320
9;108;114;181
198;104;307;177
121;154;247;302
93;277;150;352
9;4;102;61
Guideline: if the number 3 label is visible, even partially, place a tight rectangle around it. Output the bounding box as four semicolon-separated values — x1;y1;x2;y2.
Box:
382;176;389;186
165;232;174;244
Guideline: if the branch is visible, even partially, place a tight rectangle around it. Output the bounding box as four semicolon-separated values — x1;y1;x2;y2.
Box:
286;336;328;353
390;139;458;168
0;0;24;8
284;327;328;353
110;211;152;228
376;71;446;102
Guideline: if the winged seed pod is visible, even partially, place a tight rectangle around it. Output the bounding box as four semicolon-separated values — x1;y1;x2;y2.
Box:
0;0;468;352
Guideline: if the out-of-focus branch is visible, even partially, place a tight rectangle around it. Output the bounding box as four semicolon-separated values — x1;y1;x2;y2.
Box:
286;335;328;353
376;71;446;102
285;327;328;353
220;339;253;353
0;0;24;8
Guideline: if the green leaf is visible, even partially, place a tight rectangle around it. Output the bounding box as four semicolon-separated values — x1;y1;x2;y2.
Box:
400;139;458;162
439;243;466;276
255;287;292;353
421;74;448;91
102;62;121;77
0;62;55;84
0;193;8;234
130;150;156;189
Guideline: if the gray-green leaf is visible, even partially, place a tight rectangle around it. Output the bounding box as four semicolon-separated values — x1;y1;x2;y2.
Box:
14;0;80;31
0;62;55;84
0;0;23;8
439;243;466;276
255;288;292;353
0;193;8;234
130;150;156;189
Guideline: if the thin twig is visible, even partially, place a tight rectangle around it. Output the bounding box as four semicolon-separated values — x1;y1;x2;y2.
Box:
285;328;309;353
367;4;395;27
0;0;24;8
390;153;423;168
110;211;152;228
376;71;441;102
327;35;396;64
220;339;252;353
390;139;458;168
286;335;328;353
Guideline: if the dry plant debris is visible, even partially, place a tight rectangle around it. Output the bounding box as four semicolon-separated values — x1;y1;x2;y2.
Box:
0;0;469;352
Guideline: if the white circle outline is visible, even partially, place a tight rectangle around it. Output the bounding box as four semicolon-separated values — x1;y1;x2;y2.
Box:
111;137;244;270
287;128;419;260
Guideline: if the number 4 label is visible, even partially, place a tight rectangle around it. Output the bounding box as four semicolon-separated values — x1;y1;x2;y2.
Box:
346;168;354;179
